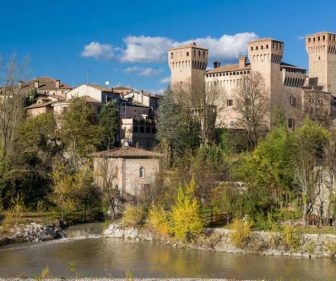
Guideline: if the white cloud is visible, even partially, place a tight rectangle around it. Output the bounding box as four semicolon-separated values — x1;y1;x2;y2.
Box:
124;66;163;77
81;32;258;63
149;88;165;95
120;36;176;63
160;76;170;84
297;35;305;40
191;33;258;60
81;42;115;60
119;32;258;63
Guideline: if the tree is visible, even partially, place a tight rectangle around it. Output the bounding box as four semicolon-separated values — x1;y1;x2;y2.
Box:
234;72;270;149
0;113;58;209
0;56;27;159
191;144;226;205
157;87;200;165
292;118;330;225
60;98;102;169
51;163;100;220
99;100;119;150
171;178;203;241
234;125;298;220
173;84;226;145
95;157;121;219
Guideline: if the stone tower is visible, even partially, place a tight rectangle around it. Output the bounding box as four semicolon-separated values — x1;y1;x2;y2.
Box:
168;43;208;104
248;38;284;96
306;32;336;96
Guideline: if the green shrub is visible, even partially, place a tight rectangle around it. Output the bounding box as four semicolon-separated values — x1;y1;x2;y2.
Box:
148;204;171;237
325;241;336;258
230;218;253;248
121;205;146;227
304;240;315;255
281;224;302;251
1;197;23;232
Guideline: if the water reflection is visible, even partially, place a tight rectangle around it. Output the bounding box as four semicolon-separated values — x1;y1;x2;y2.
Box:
0;230;335;280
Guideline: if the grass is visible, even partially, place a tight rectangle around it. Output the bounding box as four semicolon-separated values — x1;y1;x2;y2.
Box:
295;226;336;235
0;210;99;226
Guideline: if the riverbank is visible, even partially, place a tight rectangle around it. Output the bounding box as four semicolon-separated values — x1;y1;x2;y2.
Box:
0;279;250;281
104;223;336;258
0;221;64;247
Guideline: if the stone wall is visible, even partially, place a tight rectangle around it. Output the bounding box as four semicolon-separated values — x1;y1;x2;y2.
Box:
104;223;336;259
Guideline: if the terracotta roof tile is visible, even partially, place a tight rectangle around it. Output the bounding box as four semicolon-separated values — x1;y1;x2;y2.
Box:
206;63;251;74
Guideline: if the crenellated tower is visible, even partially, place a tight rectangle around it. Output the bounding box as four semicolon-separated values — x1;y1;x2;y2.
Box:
248;38;284;93
168;42;208;104
306;32;336;96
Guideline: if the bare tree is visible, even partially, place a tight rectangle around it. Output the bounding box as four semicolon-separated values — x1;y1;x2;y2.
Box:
93;157;121;220
0;56;28;158
233;72;270;149
172;83;226;144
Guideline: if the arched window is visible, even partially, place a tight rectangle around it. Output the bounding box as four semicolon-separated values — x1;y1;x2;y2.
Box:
139;166;145;178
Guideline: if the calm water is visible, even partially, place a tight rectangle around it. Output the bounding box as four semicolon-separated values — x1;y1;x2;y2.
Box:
0;223;335;280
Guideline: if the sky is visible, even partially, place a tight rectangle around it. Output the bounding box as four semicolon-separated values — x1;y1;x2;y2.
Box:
1;0;336;94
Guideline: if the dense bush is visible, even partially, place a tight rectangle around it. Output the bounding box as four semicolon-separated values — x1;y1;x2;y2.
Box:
281;225;302;251
230;218;253;248
148;204;171;236
121;205;146;227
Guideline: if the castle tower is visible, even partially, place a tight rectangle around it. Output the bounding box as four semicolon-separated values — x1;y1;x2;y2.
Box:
248;38;284;92
306;32;336;96
168;43;208;104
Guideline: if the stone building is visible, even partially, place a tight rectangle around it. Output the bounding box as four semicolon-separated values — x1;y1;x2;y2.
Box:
17;76;71;97
92;146;163;197
168;32;336;130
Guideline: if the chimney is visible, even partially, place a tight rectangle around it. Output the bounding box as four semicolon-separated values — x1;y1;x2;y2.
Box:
213;61;221;68
55;80;60;88
34;80;39;89
18;80;23;89
239;56;247;68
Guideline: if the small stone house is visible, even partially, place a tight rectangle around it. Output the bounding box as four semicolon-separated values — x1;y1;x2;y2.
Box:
92;147;163;197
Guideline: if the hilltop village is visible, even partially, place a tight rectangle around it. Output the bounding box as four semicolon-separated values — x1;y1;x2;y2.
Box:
1;31;336;258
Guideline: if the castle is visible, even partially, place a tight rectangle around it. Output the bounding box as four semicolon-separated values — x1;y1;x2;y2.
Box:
168;32;336;130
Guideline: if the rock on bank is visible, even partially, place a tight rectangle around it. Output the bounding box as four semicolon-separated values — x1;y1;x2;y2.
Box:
0;221;63;246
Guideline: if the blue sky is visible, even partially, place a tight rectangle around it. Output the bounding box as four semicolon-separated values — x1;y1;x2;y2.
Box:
1;0;335;94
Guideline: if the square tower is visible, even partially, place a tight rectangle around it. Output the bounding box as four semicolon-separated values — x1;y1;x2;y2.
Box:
248;38;284;91
306;32;336;96
168;43;208;104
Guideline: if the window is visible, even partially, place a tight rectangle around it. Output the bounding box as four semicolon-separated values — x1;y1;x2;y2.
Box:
140;126;144;133
170;52;174;59
133;126;139;133
289;95;297;106
288;118;295;129
139;166;145;178
186;51;189;57
227;99;233;106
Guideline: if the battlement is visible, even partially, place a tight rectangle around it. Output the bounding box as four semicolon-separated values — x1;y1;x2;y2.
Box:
248;38;284;64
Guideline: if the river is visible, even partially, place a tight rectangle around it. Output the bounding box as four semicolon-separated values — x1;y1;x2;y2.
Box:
0;223;335;280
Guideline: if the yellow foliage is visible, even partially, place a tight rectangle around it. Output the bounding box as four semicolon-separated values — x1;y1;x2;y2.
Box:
148;204;171;236
282;224;302;251
171;178;203;241
2;196;23;232
231;218;253;248
121;205;146;227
